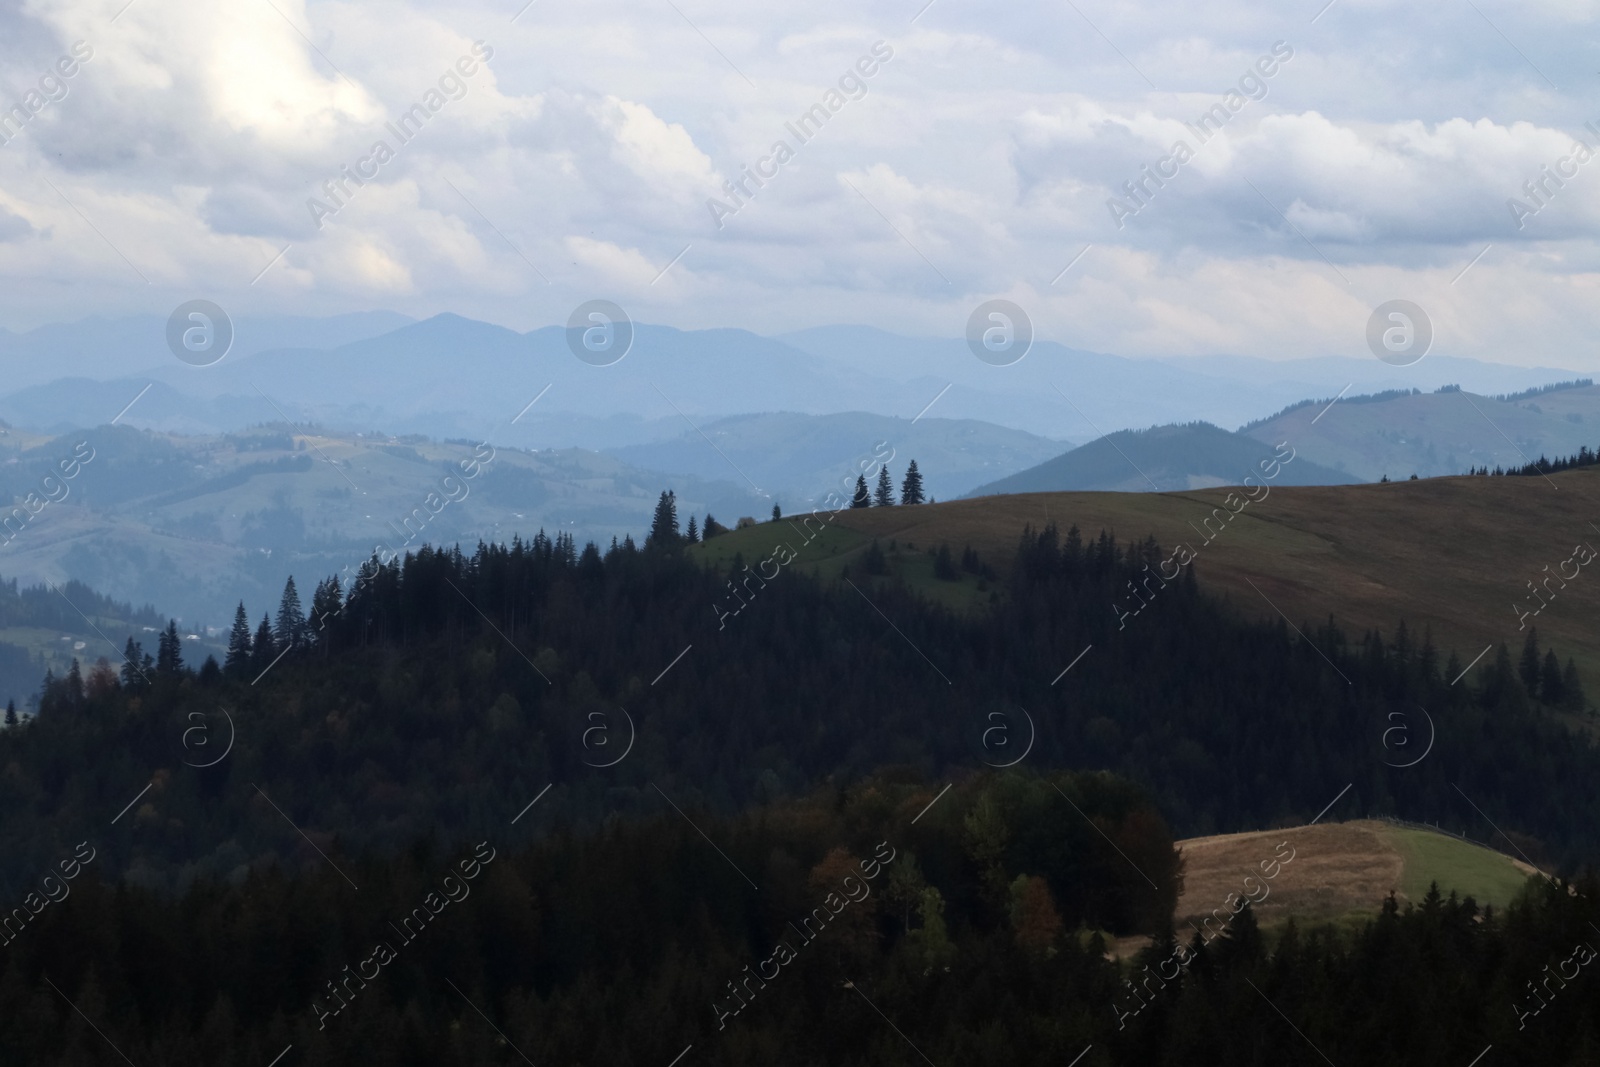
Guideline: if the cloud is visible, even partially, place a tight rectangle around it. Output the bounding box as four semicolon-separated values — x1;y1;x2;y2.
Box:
0;0;1596;369
0;204;34;243
600;97;720;194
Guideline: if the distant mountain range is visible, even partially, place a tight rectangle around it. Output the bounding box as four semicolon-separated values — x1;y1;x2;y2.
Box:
964;380;1600;495
966;422;1353;496
6;311;1600;635
606;411;1069;507
0;422;763;627
1239;380;1600;481
0;313;1586;451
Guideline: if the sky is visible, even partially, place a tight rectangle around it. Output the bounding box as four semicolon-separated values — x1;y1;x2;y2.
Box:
1;0;1599;366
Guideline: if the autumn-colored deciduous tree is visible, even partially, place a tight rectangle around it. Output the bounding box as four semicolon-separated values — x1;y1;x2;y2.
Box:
86;657;118;702
806;846;879;962
1008;874;1063;955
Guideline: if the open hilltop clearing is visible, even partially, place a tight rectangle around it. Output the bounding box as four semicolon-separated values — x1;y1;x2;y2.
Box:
1172;819;1538;932
700;469;1600;697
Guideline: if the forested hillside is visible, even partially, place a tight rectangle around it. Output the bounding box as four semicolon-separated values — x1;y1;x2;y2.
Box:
2;775;1597;1065
1;503;1599;1064
3;518;1597;902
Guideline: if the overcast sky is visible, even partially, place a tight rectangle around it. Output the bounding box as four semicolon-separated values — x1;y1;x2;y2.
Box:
1;0;1598;366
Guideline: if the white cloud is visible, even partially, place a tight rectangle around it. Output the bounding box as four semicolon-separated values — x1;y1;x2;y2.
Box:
0;0;1597;369
599;97;720;194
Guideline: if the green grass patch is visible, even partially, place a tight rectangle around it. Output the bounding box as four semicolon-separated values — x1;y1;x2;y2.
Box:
867;545;998;614
693;521;999;614
691;518;871;574
1379;826;1533;907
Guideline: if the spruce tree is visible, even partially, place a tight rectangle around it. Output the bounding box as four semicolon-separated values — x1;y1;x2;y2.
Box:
686;516;700;543
308;578;343;643
157;621;183;676
874;467;895;506
3;699;14;726
1483;644;1511;705
851;475;871;508
647;491;680;548
225;602;252;675
771;503;782;521
1541;649;1565;705
253;613;277;672
120;638;149;690
900;460;925;505
275;577;305;649
1520;628;1541;692
1562;658;1586;711
65;658;83;705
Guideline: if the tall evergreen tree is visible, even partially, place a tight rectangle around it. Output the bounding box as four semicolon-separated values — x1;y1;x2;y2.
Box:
275;577;305;649
1562;658;1586;711
851;475;871;508
120;638;150;690
900;460;925;505
65;658;83;706
702;514;725;539
252;613;277;673
685;516;700;543
156;621;183;676
225;602;252;674
874;467;895;506
1483;642;1523;709
1520;628;1542;692
3;699;14;726
308;578;343;644
647;491;680;547
1541;649;1565;704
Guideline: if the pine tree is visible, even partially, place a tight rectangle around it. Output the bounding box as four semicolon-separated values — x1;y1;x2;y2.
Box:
253;613;276;672
1562;658;1586;711
308;578;343;644
851;475;871;508
1520;628;1541;692
65;658;84;706
647;491;680;548
702;514;725;540
1541;649;1565;705
1215;899;1264;971
275;577;305;649
1482;642;1529;712
685;516;700;543
771;503;782;522
225;602;252;675
120;638;149;690
157;621;183;676
3;699;14;726
874;467;895;506
900;460;925;505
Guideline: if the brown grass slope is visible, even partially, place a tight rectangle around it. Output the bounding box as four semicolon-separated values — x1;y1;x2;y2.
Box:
829;469;1600;685
1171;820;1537;932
